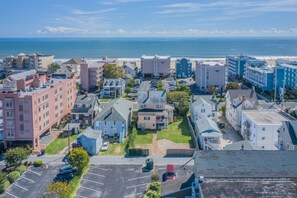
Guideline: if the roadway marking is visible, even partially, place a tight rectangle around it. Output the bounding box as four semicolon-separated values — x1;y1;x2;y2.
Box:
13;183;28;191
87;172;105;177
21;176;35;183
5;191;18;198
123;192;144;197
126;182;150;189
76;194;88;198
91;166;109;171
128;175;151;181
27;169;41;176
80;186;101;193
83;178;104;185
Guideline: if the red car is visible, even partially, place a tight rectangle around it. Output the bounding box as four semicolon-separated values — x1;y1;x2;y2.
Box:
166;164;176;180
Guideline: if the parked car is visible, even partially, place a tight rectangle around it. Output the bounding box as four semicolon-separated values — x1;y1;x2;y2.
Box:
101;142;110;151
166;164;176;180
54;172;75;183
59;166;77;175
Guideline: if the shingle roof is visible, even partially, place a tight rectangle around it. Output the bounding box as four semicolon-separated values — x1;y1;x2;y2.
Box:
227;89;259;105
63;58;84;65
196;115;221;134
285;121;297;145
72;94;99;114
9;70;36;81
137;90;167;104
123;62;136;70
94;98;133;122
80;127;102;139
223;140;260;150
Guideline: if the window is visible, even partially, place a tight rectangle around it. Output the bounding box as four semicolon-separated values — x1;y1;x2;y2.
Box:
54;89;58;94
6;120;13;127
262;127;265;131
201;109;205;113
144;117;150;120
114;121;116;125
262;137;265;140
6;111;13;117
7;131;14;137
141;104;146;109
5;101;12;108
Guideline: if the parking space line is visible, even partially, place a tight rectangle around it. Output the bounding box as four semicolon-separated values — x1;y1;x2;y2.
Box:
13;183;28;191
126;182;150;189
128;175;151;181
5;191;18;198
27;169;41;176
83;178;104;185
80;186;101;193
87;172;105;177
76;194;88;198
123;192;144;197
91;167;109;171
20;176;35;183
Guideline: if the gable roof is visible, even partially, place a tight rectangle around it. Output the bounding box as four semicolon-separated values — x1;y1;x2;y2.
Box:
227;89;258;104
284;121;297;145
191;97;212;109
63;58;84;65
224;140;261;150
72;94;99;114
196;115;221;134
137;90;167;104
95;98;133;122
123;62;136;70
80;127;102;139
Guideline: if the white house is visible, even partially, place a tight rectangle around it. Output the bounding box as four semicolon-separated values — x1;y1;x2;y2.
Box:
101;78;126;98
77;127;102;155
123;62;138;78
195;115;222;150
276;120;297;150
241;110;288;150
225;89;259;132
190;95;218;123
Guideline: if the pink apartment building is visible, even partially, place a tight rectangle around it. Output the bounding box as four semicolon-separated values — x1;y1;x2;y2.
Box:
80;62;105;91
0;72;76;152
141;56;171;77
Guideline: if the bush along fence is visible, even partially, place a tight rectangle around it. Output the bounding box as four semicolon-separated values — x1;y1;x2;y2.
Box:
186;116;198;149
127;148;150;156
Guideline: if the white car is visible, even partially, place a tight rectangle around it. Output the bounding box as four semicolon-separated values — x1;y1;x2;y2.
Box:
101;142;110;151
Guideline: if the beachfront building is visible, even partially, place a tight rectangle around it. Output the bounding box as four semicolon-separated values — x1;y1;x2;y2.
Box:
0;72;76;152
123;62;138;78
137;91;174;130
276;120;297;150
241;110;288;150
225;89;259;132
141;56;171;78
94;98;133;143
243;60;274;91
101;78;126;98
275;60;297;90
62;58;85;79
226;55;255;78
80;62;104;92
176;58;192;78
71;93;101;126
2;53;54;70
195;115;222;150
195;61;226;93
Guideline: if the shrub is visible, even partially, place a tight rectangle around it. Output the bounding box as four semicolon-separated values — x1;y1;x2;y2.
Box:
142;190;160;198
68;148;90;171
33;160;43;167
146;182;161;193
23;161;28;166
47;182;69;197
27;161;33;166
128;148;149;156
7;171;20;183
4;147;29;166
151;173;160;182
0;180;10;194
15;165;26;175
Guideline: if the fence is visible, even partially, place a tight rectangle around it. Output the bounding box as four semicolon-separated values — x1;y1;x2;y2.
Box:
166;149;195;157
186;116;199;149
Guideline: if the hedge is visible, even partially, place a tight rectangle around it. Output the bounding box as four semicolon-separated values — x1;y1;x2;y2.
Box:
7;171;20;183
15;165;26;174
33;160;43;167
0;180;10;194
128;148;149;156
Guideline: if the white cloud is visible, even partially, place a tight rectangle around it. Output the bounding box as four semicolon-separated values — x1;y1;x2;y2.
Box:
37;26;86;34
69;8;117;15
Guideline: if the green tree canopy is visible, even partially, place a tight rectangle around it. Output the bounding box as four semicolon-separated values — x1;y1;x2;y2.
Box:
4;147;29;166
103;64;125;79
47;182;69;198
177;84;191;95
167;91;190;116
48;63;60;72
68;147;90;171
225;82;240;92
208;86;216;94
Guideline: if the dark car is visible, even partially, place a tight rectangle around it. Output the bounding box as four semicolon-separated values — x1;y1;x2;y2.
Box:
59;166;77;175
54;173;75;183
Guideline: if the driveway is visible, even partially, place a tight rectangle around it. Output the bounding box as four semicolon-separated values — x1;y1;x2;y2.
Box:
76;164;193;198
1;164;61;198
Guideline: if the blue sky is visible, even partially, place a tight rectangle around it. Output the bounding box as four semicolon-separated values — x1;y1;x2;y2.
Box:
1;0;297;37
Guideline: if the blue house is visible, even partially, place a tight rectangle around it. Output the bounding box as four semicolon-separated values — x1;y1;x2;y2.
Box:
77;127;102;155
93;98;133;143
176;58;192;78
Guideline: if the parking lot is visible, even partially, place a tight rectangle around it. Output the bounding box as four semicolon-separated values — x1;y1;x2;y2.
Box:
76;164;193;198
2;164;61;198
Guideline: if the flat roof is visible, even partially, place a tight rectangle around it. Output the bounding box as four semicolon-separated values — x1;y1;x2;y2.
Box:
243;110;287;125
194;150;297;178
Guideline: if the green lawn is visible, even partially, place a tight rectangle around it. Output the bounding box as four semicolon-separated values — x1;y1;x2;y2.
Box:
45;134;79;154
157;118;195;148
99;143;126;156
135;130;153;145
100;98;110;102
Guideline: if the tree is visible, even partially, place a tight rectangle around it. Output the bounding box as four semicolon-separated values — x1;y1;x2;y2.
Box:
76;83;83;93
157;81;163;91
167;91;190;116
225;82;240;91
146;182;161;193
103;64;125;79
4;147;29;166
48;63;60;73
142;190;160;198
126;127;137;149
208;86;216;94
125;87;132;94
177;84;191;95
151;173;160;182
220;104;226;117
48;182;69;198
126;79;135;88
68;147;90;171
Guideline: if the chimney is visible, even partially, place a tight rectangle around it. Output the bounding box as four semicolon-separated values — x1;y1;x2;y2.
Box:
85;92;88;97
241;144;245;150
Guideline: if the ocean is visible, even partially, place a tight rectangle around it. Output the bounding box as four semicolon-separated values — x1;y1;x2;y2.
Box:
0;37;297;58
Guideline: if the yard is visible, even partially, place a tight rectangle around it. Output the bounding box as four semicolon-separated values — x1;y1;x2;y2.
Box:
99;143;126;156
100;98;111;102
45;134;79;154
135;130;153;145
157;118;195;148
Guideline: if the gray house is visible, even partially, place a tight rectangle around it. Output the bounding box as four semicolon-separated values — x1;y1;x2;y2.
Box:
72;93;101;126
93;98;133;143
101;78;126;98
77;127;102;155
277;120;297;150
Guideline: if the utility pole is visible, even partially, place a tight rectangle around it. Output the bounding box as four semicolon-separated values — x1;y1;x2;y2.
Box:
68;123;70;154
